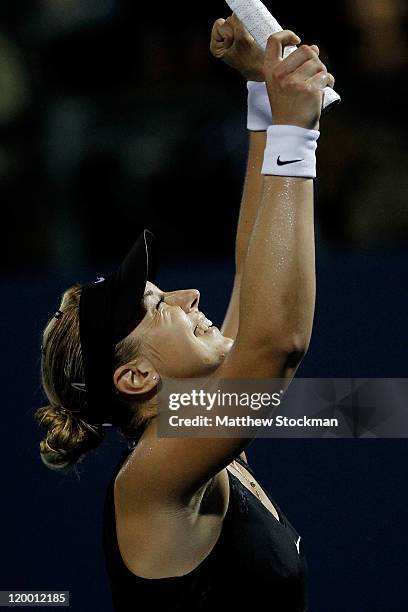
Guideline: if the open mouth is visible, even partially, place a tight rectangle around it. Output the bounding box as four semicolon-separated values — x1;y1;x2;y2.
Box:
193;317;213;337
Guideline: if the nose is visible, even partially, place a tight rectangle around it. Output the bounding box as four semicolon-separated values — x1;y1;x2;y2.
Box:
164;289;200;313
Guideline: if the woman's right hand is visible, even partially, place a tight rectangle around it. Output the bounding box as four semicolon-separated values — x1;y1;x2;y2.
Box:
264;31;335;130
210;14;265;82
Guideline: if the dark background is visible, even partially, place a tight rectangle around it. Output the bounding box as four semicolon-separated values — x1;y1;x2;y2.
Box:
1;1;408;610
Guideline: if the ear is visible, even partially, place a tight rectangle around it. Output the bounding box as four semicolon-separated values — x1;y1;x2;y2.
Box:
113;358;159;397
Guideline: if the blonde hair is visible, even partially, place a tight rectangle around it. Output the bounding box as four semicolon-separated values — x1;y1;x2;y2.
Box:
36;285;146;472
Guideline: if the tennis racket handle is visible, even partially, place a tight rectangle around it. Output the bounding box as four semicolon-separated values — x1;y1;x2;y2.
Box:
225;0;340;113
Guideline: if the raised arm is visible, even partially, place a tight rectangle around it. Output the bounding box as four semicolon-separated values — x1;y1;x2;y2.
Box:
222;130;267;339
118;28;334;507
210;16;268;340
219;30;333;382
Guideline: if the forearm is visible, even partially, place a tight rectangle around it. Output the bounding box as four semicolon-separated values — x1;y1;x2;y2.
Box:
219;27;329;352
235;130;267;276
239;175;316;353
221;130;266;339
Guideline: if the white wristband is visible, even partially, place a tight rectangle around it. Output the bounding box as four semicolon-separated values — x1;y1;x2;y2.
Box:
261;125;320;178
247;81;272;131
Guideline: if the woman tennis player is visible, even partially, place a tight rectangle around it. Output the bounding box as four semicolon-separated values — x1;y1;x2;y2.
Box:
36;15;334;612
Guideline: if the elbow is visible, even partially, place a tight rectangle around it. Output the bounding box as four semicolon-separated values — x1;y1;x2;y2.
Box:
259;330;312;369
286;348;308;370
282;332;311;369
288;330;312;357
237;314;314;370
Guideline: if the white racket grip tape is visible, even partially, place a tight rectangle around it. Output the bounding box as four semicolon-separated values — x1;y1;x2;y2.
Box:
225;0;340;113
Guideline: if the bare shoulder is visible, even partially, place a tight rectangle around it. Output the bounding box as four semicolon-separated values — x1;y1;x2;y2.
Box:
114;460;230;579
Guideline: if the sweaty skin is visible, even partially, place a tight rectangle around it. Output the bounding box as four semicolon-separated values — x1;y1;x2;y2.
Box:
112;22;334;581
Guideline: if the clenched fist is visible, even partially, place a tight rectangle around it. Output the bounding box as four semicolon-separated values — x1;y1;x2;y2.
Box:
210;14;265;82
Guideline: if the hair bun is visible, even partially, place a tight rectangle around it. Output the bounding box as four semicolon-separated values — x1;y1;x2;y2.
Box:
35;404;105;472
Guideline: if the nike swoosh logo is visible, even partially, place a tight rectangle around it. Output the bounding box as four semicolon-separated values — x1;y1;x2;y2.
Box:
277;156;304;166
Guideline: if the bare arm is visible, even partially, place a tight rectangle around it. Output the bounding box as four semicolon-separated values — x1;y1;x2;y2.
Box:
118;29;334;507
220;174;316;375
210;15;268;341
221;131;266;340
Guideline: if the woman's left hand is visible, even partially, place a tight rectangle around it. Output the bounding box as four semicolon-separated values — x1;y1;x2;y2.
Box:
210;14;265;82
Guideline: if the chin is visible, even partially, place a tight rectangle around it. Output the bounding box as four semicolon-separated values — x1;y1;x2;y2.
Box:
216;337;234;363
222;337;234;353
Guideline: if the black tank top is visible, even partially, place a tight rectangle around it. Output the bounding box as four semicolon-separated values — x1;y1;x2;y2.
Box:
102;449;308;611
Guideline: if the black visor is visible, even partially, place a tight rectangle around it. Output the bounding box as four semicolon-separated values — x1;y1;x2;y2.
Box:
78;230;157;425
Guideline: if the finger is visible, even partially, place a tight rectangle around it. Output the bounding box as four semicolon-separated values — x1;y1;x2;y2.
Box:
307;71;335;91
217;21;234;48
227;13;241;27
310;44;320;56
278;45;319;75
292;57;327;81
264;30;301;69
228;12;254;41
211;18;229;43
